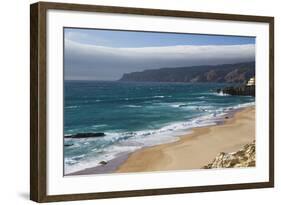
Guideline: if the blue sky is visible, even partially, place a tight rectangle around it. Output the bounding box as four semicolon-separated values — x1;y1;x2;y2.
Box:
65;28;255;48
64;28;255;80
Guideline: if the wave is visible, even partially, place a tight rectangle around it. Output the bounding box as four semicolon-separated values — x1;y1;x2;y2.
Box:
163;102;213;112
91;124;107;128
122;95;168;101
121;105;142;108
213;91;230;96
65;105;80;109
153;95;165;98
232;102;255;109
169;103;188;108
197;96;206;99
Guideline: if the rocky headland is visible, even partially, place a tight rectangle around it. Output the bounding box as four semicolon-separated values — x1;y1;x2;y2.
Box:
119;62;255;83
217;85;255;96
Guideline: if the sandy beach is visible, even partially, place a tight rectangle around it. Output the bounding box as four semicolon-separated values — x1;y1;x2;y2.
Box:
117;106;255;173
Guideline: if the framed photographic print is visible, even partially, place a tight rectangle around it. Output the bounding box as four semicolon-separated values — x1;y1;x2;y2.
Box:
30;1;274;202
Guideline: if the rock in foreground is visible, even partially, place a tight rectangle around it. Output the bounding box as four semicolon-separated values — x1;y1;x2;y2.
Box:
203;141;255;169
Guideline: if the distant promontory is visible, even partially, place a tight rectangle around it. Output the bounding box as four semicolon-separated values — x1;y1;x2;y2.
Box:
119;62;255;83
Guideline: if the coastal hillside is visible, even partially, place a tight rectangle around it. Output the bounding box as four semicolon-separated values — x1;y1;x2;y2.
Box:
119;62;255;83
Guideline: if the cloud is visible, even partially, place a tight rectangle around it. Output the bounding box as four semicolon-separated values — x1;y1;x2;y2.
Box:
64;40;255;80
65;31;111;46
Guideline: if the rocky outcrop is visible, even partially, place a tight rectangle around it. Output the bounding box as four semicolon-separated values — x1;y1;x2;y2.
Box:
217;85;255;96
203;142;255;169
64;132;105;138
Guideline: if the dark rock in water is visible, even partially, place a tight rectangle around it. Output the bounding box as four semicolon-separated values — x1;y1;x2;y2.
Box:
225;116;229;119
179;104;188;107
99;161;107;165
64;143;74;147
217;85;255;96
64;132;105;138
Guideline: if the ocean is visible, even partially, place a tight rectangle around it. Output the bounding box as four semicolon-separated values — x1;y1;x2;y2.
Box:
64;81;255;174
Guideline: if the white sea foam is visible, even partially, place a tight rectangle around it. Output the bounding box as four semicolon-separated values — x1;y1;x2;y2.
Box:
65;143;143;174
65;105;80;109
197;96;206;99
65;158;77;165
91;124;107;128
213;91;230;96
168;103;213;111
122;105;142;108
168;103;187;108
232;102;255;109
71;154;85;161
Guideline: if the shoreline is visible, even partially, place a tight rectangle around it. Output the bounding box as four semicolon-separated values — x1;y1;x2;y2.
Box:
117;106;255;173
68;105;255;176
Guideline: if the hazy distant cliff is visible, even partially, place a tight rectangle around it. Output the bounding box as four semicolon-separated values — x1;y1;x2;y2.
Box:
119;62;255;83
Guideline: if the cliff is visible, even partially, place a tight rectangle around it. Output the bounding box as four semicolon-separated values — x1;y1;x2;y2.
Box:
119;62;255;83
203;141;255;169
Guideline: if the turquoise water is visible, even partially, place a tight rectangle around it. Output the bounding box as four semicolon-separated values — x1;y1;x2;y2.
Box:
64;81;255;174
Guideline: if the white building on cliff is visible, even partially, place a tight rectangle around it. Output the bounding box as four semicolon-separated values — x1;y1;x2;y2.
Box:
246;77;255;86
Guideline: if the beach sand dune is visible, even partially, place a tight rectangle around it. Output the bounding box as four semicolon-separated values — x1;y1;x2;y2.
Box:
117;106;255;173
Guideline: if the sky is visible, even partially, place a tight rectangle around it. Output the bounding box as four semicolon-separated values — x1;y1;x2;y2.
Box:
64;28;255;81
